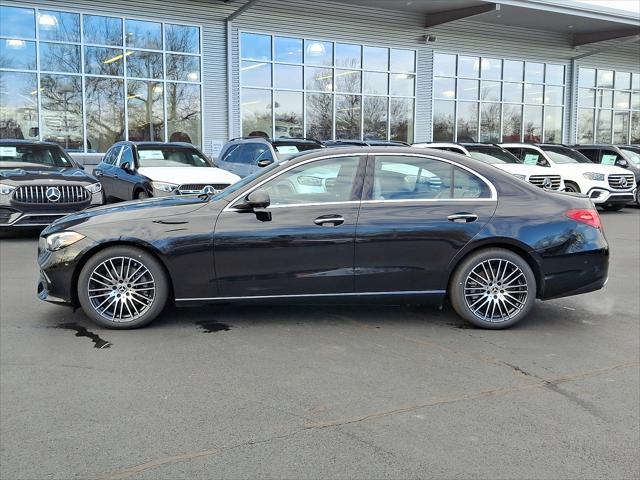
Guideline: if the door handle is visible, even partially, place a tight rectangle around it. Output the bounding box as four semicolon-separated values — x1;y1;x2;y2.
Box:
447;213;478;223
113;173;119;179
94;169;102;176
314;215;345;226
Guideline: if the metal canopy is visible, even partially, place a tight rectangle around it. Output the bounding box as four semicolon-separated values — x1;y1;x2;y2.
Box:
424;3;500;28
329;0;640;35
572;28;640;46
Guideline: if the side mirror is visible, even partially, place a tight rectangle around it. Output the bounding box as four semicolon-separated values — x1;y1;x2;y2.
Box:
237;189;270;210
257;158;274;168
120;161;132;172
615;158;628;168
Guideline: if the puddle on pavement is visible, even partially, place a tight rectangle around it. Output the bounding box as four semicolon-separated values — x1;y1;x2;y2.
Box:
196;320;231;333
56;323;112;349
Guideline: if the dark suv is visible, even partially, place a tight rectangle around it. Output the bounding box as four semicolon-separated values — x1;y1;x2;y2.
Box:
0;140;104;228
217;137;324;178
573;144;640;206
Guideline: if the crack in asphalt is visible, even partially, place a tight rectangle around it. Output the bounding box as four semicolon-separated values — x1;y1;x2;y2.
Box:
96;360;637;480
303;360;638;430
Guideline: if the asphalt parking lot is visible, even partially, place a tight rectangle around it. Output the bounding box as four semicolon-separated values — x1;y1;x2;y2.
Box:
1;209;639;480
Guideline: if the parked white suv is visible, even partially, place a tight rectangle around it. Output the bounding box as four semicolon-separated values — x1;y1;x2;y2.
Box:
501;143;636;211
412;142;565;191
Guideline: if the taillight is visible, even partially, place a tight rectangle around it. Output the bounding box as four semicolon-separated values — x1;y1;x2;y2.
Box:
565;209;601;229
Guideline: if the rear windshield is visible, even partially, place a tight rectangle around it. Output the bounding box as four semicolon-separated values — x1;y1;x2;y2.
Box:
0;144;74;170
543;146;591;164
466;146;520;164
137;147;213;168
620;147;640;164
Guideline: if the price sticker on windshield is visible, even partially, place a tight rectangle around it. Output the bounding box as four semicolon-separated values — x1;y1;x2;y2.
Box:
276;146;300;154
601;154;617;165
138;150;165;160
0;146;18;157
523;153;539;165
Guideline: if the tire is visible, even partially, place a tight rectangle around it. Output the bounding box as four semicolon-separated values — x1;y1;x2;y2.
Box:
635;187;640;207
449;248;536;329
77;246;169;329
135;189;150;200
564;182;580;193
602;204;624;211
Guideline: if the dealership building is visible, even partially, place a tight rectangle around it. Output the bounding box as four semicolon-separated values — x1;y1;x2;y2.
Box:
0;0;638;161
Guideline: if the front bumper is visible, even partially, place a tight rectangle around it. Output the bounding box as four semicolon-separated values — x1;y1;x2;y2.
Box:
37;236;95;306
1;193;104;227
586;187;635;205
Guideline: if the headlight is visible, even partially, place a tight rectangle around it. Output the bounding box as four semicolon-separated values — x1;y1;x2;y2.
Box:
0;183;16;195
151;181;178;193
583;172;605;181
45;231;85;251
84;182;102;194
512;174;527;181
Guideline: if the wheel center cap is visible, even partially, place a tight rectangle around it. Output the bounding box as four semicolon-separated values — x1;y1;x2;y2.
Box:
117;285;127;293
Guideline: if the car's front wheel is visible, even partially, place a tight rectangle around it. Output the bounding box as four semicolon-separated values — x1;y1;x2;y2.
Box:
77;246;169;329
449;248;536;329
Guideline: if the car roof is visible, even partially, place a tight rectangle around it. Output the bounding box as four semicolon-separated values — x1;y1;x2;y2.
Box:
0;139;61;147
227;136;323;145
126;141;197;148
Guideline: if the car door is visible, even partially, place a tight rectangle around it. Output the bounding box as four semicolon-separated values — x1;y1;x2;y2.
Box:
354;153;497;293
113;145;138;200
94;145;122;201
213;154;366;297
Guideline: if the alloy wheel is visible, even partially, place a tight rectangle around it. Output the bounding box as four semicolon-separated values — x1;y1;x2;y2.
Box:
463;258;529;323
87;256;156;322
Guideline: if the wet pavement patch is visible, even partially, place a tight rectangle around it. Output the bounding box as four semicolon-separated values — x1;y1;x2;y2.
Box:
56;323;112;349
196;320;231;333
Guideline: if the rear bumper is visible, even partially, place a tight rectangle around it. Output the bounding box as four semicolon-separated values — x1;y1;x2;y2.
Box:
538;249;609;300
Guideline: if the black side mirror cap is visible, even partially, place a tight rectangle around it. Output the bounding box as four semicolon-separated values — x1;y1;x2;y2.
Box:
120;161;131;171
615;159;628;168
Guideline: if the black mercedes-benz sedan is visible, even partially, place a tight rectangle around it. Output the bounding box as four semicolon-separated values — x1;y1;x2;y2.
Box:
37;147;609;329
0;140;104;228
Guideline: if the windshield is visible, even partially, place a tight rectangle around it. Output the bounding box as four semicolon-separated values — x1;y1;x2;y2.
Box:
620;147;640;164
0;144;75;170
137;147;213;168
543;147;592;164
466;146;520;164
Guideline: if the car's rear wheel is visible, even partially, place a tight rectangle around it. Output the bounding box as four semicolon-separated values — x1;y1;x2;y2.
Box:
449;248;536;329
135;189;149;200
602;204;624;211
77;246;169;329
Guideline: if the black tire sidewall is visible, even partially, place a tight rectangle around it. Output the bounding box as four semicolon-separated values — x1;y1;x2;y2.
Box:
564;182;579;193
77;246;169;329
449;248;536;329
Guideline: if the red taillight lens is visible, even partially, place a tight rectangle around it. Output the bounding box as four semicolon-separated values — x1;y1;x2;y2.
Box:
565;209;601;229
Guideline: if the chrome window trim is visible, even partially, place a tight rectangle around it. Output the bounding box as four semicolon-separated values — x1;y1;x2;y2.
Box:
223;151;498;211
176;289;446;302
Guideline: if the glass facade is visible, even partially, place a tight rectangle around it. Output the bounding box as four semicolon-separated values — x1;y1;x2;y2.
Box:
432;53;565;143
0;5;202;152
240;32;416;142
577;67;640;144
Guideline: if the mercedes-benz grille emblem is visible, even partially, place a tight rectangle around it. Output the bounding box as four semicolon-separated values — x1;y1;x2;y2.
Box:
542;177;552;189
200;185;216;195
620;177;628;187
45;186;61;202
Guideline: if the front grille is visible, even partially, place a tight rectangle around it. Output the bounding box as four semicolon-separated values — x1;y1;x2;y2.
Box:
528;175;561;190
177;183;230;194
607;174;634;190
12;185;90;204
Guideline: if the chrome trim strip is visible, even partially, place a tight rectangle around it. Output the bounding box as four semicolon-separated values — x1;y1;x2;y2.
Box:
0;213;71;227
176;290;446;302
223;152;498;212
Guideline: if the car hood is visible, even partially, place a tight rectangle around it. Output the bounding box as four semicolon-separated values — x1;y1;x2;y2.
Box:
492;164;554;176
42;195;217;235
0;167;96;185
137;167;240;185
